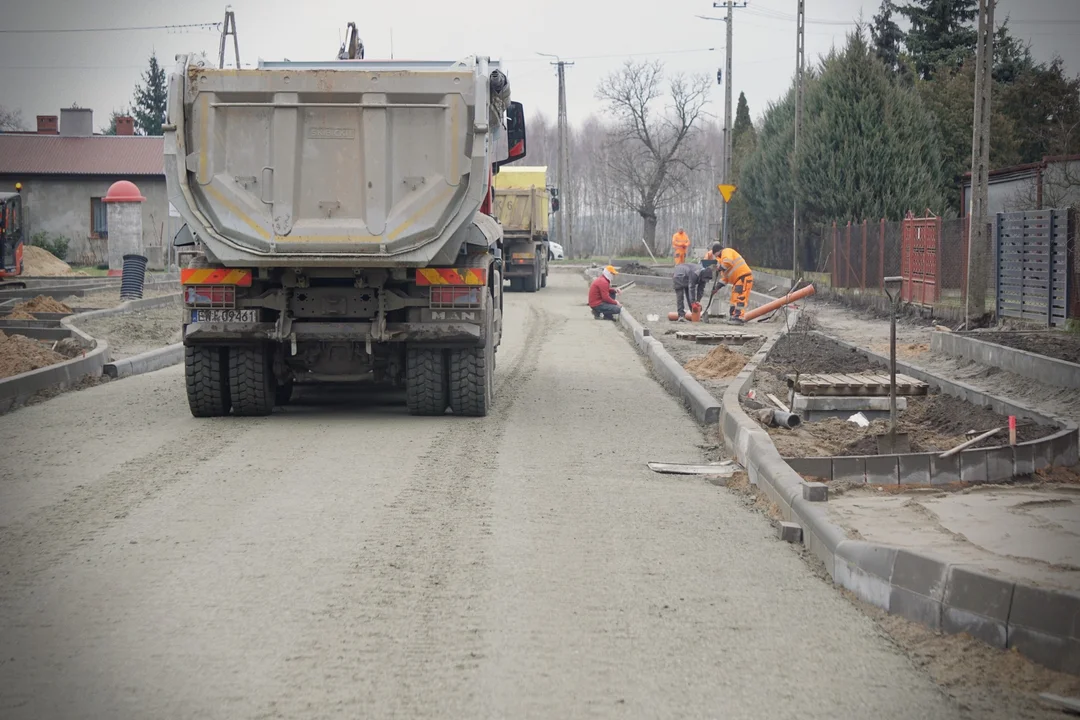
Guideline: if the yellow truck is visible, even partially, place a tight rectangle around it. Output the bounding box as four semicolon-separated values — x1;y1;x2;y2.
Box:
492;166;551;292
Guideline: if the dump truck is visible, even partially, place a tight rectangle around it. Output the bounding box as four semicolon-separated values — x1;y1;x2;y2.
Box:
164;51;527;418
491;166;551;292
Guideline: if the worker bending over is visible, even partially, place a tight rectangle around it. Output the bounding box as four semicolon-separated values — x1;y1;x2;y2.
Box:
672;263;714;319
715;247;754;323
672;227;690;265
588;265;622;321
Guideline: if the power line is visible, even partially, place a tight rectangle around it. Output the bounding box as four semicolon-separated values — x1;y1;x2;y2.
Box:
0;22;219;34
508;47;717;63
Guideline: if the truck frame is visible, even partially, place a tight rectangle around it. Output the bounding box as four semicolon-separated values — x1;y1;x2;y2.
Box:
164;53;527;418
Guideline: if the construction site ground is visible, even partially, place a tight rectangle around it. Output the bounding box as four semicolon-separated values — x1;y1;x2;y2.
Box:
2;270;1080;718
64;286;179;310
614;285;779;400
828;470;1080;593
73;304;183;360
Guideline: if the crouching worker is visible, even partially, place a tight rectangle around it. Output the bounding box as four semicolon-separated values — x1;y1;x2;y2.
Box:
716;247;754;323
672;262;702;319
588;265;622;320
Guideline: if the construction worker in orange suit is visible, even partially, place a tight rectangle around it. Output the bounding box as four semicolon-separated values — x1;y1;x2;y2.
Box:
704;241;722;262
672;227;690;265
712;246;754;324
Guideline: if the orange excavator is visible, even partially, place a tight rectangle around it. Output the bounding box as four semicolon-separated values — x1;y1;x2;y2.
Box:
0;189;25;288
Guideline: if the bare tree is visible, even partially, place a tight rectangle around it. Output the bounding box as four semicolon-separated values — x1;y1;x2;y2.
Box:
597;61;711;255
0;106;27;132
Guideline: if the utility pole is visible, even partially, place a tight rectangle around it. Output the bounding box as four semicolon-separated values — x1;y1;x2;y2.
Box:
792;0;805;278
553;59;574;257
711;1;746;249
965;0;994;329
218;6;240;69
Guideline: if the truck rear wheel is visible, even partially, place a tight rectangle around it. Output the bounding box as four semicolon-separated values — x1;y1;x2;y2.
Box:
229;345;276;417
406;347;448;416
522;265;539;293
448;331;494;417
185;346;230;417
541;270;548;288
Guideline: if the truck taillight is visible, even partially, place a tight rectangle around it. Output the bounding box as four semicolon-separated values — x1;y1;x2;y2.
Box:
184;285;236;308
430;286;482;309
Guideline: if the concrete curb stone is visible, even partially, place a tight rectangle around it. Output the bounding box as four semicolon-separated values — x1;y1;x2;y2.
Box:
104;343;185;379
932;331;1080;390
0;290;184;413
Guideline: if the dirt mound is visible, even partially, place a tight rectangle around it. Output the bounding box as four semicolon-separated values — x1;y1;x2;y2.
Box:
768;393;1058;458
12;296;74;314
3;309;36;320
767;331;871;374
21;245;81;276
684;345;747;379
617;261;658;276
0;331;67;378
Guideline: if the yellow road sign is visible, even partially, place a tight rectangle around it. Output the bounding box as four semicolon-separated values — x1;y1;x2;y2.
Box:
717;184;737;202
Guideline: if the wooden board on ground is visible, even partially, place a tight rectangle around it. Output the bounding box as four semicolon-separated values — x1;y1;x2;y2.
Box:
675;331;756;344
647;462;741;476
785;372;929;396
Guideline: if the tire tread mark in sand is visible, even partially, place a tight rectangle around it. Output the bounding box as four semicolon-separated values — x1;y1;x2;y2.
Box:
0;419;261;607
259;306;560;717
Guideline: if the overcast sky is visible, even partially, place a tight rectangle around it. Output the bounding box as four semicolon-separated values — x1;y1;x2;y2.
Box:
2;0;1078;132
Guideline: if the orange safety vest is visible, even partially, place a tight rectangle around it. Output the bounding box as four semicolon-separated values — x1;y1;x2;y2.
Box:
717;247;750;284
672;231;690;251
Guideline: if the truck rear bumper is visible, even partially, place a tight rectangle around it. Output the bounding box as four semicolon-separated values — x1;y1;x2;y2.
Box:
184;321;483;345
504;263;538;278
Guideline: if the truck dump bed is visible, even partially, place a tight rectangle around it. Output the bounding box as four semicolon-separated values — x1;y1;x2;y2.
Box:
164;56;507;267
491;166;549;236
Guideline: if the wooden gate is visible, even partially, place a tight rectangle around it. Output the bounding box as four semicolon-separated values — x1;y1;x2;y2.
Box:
995;209;1074;326
900;213;941;305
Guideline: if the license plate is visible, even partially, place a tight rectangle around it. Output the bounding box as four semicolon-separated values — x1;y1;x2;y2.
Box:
190;309;259;323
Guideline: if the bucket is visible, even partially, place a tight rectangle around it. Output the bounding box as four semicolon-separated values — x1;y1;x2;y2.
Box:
120;254;148;300
690;303;702;322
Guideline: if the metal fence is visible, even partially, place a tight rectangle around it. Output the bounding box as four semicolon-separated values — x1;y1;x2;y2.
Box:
995;209;1075;327
820;214;997;319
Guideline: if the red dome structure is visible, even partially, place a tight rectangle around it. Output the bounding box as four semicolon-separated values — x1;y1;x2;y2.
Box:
103;180;146;203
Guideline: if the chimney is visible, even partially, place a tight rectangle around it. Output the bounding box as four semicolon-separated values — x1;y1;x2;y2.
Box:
60;107;93;137
116;116;135;136
36;115;59;135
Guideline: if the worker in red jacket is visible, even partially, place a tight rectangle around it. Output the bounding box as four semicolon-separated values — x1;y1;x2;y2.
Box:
588;265;622;320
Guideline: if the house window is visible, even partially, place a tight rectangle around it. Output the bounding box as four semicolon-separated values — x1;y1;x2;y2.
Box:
91;197;108;238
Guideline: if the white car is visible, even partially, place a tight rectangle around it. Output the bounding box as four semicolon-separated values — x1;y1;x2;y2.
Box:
548;241;565;260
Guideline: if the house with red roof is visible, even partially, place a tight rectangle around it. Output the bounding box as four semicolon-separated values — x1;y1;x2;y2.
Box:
0;108;178;269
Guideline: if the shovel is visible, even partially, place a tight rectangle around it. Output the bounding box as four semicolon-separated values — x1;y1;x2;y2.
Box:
875;275;909;455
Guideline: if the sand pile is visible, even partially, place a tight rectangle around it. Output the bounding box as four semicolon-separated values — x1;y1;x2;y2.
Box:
0;331;67;378
21;245;82;276
684;345;747;380
11;296;74;314
3;309;36;320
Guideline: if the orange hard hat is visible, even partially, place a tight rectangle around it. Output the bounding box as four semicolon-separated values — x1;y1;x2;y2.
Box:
605;265;619;275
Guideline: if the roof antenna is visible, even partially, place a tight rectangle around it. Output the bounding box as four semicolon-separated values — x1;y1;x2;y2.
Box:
390;27;394;59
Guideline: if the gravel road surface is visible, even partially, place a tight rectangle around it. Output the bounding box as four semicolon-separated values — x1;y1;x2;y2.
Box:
0;273;963;719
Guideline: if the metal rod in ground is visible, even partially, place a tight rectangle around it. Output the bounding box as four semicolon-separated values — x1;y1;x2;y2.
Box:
883;277;903;435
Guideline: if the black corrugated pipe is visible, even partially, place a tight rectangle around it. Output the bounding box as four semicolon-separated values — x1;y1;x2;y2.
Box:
120;254;148;300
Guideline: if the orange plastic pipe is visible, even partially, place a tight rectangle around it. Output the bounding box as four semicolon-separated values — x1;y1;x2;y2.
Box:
742;284;816;321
